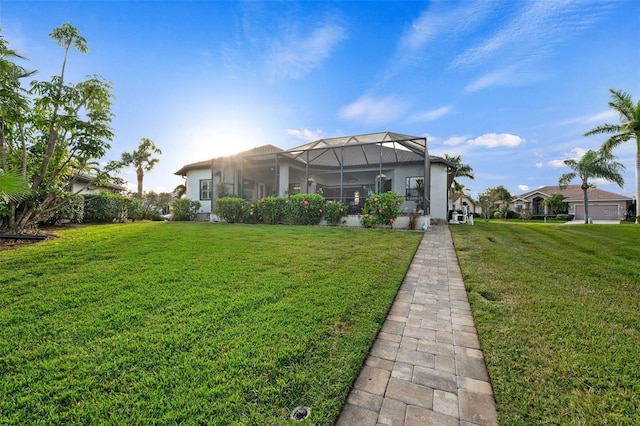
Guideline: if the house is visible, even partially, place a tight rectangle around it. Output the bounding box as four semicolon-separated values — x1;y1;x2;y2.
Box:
512;185;633;221
174;131;457;224
451;194;480;216
69;172;126;195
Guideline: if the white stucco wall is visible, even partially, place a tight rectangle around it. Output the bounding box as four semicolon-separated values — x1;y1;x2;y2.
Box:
429;163;449;221
186;168;216;214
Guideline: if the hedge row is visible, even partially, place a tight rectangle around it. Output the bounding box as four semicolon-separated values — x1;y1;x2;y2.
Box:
216;194;348;226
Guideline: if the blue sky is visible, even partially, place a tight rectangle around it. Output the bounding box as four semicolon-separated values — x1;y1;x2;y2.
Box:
1;0;639;199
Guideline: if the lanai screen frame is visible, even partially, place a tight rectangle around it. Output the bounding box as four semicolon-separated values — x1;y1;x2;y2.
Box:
275;132;431;215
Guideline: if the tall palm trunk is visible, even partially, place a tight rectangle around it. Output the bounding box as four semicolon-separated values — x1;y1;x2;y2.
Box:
137;167;144;198
582;182;589;224
635;151;639;223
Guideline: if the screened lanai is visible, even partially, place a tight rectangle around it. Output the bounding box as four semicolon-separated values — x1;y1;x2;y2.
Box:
275;131;432;215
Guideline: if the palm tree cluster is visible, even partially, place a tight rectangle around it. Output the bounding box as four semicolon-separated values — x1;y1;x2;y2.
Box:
584;89;639;223
561;89;638;224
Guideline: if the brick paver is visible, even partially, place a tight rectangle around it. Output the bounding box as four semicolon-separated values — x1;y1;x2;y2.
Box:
336;225;498;425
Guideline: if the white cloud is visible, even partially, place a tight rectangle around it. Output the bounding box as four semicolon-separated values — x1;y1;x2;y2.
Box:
548;159;568;168
443;135;469;146
409;105;452;122
547;147;588;168
453;1;610;91
339;95;408;125
287;128;324;142
464;65;520;93
518;185;529;191
468;133;525;148
557;110;617;126
423;133;440;143
268;23;347;80
398;1;494;53
535;162;544;168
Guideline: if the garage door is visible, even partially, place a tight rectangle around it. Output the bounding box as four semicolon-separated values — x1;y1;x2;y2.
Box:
574;204;619;220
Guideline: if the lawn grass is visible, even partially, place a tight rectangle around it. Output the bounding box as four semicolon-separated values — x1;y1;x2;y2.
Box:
449;221;640;425
0;222;423;425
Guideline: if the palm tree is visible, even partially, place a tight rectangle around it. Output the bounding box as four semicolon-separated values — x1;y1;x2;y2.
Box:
451;182;470;210
173;183;186;198
0;169;29;203
445;154;474;211
541;193;568;215
118;138;162;198
585;89;640;223
559;150;625;224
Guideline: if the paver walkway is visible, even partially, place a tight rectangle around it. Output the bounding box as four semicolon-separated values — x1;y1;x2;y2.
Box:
336;225;498;426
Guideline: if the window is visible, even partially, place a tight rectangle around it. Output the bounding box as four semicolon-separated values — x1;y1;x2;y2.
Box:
200;179;212;200
406;177;424;200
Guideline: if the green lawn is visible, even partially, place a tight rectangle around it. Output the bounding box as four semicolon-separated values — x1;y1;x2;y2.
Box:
0;222;423;425
450;222;640;425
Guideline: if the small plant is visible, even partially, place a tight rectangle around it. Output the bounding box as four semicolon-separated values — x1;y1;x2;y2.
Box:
323;201;347;225
287;193;325;225
216;197;245;223
258;196;287;224
408;212;421;230
170;198;201;221
360;192;403;227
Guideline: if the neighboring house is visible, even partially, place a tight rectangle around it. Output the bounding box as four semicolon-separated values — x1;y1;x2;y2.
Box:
69;172;127;195
451;194;480;216
512;185;633;221
174;131;457;223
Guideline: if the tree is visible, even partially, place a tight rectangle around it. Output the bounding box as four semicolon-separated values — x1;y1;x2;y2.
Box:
559;150;625;224
477;185;512;220
585;89;639;223
445;154;474;211
541;193;568;215
112;138;161;198
0;24;115;234
451;182;470;210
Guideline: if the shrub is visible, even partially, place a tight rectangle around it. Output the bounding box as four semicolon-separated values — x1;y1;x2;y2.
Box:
505;210;519;219
171;198;201;221
408;212;421;230
41;193;85;225
288;193;325;225
258;197;287;225
360;192;403;227
323;201;347;225
555;214;574;222
84;192;128;223
125;197;142;221
216;197;245;223
242;200;263;224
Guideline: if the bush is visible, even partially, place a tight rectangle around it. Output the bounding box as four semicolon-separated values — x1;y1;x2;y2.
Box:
84;192;128;223
555;214;574;222
505;210;519;219
288;193;325;225
171;198;201;221
258;197;287;225
323;201;347;225
216;197;246;223
242;200;263;224
125;197;142;221
41;193;85;225
360;192;403;227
